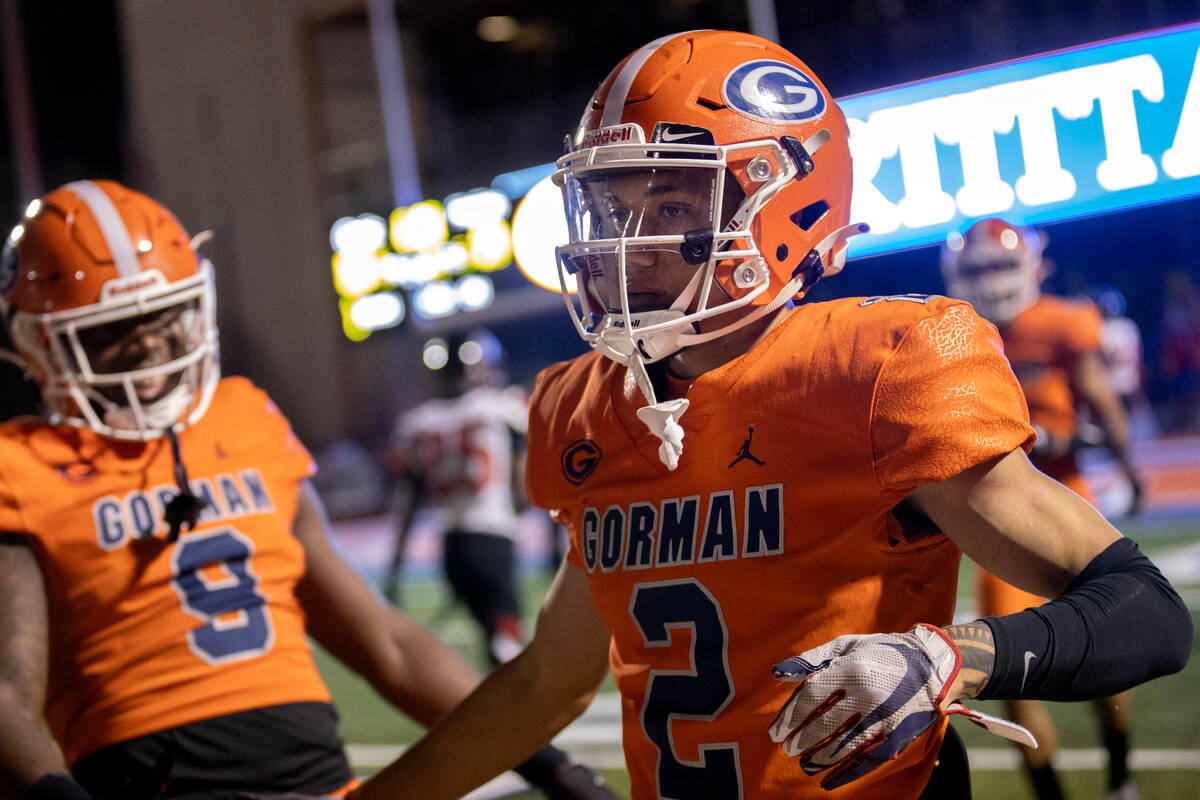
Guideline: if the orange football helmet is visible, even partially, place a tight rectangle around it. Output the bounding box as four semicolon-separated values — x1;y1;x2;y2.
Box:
553;29;865;369
0;180;219;440
940;218;1046;325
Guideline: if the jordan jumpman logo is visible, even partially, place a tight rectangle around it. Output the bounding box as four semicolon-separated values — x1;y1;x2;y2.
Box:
728;426;765;468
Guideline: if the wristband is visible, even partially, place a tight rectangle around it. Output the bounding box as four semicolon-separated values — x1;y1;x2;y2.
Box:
24;775;93;800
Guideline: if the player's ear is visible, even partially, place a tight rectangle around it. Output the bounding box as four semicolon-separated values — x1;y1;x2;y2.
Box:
1038;257;1055;283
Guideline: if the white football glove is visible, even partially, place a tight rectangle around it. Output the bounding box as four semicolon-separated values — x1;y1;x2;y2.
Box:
769;623;1035;790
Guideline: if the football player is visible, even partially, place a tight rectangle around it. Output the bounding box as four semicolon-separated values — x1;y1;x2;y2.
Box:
941;219;1146;800
0;181;615;800
385;329;532;665
353;31;1191;800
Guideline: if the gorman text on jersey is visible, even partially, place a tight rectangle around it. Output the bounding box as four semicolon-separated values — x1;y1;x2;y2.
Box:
580;483;784;572
92;469;276;550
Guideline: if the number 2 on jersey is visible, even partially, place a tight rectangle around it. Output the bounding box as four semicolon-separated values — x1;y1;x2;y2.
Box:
170;527;274;664
630;579;743;799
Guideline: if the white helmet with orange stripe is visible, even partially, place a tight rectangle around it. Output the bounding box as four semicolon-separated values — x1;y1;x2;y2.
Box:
940;218;1047;326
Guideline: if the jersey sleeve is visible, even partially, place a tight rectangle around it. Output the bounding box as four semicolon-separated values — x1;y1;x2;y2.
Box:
267;398;316;481
0;462;25;532
872;302;1034;491
500;386;530;434
223;378;315;481
1063;301;1104;355
385;411;415;473
524;361;572;513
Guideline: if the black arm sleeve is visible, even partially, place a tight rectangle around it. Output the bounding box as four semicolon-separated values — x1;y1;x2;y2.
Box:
977;537;1193;702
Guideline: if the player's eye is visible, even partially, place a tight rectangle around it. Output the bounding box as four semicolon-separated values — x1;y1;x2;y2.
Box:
659;203;692;220
608;207;632;231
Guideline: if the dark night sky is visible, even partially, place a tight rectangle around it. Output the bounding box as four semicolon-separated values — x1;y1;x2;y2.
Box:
2;0;128;219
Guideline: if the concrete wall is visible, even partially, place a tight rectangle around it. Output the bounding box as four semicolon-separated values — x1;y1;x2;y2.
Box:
119;0;384;451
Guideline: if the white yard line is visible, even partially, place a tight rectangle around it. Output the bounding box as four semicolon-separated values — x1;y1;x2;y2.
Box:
349;692;1200;774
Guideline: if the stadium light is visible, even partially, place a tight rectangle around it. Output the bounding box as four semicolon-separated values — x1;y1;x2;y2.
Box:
412;281;459;319
446;188;512;230
455;273;495;311
422;338;450;369
332;251;382;298
330;213;387;254
348;291;406;331
511;174;574;293
466;220;513;270
390;200;448;252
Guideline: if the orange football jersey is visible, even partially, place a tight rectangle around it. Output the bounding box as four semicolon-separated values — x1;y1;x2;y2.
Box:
0;377;331;764
979;295;1102;618
999;295;1103;447
527;296;1034;800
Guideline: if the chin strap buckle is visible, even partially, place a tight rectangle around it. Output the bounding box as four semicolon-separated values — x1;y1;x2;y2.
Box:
163;427;208;543
636;398;691;471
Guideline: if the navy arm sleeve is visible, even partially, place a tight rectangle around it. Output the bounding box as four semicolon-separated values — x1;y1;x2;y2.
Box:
978;537;1193;702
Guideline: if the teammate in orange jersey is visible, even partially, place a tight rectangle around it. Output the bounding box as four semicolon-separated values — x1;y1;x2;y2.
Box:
0;181;616;800
353;31;1191;800
941;218;1145;800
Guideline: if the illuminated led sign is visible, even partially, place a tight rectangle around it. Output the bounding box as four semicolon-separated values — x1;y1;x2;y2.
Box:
502;20;1200;285
329;190;513;338
843;19;1200;256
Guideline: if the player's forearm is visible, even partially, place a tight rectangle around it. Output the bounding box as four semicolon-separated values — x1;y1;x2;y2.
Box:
362;609;484;727
0;686;70;793
948;538;1192;705
0;542;67;794
355;645;597;800
1076;352;1132;457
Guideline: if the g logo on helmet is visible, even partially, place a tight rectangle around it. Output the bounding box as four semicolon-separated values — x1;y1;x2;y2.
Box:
562;438;602;486
722;60;826;123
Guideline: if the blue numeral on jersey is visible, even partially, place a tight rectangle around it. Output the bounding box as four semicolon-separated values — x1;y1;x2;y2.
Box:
170;528;274;664
630;579;743;800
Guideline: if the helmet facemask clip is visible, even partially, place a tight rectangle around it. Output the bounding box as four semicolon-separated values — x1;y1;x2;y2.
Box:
779;135;815;178
681;229;714;265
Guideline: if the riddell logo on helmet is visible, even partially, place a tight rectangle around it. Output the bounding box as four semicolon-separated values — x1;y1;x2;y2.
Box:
579;124;641;149
100;270;166;300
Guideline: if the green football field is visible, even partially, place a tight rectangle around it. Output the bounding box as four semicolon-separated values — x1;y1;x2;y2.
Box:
314;512;1200;799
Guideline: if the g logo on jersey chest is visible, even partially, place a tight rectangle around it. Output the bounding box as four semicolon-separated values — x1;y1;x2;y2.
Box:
723;60;826;123
562;438;602;485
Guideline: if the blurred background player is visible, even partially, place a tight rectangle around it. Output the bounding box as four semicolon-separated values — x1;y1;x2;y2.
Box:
1156;268;1200;434
0;180;614;800
384;328;533;665
1089;285;1153;435
941;218;1144;800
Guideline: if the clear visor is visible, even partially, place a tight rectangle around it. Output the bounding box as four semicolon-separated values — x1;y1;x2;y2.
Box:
12;269;219;438
561;165;720;248
60;298;203;403
551;140;796;367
